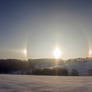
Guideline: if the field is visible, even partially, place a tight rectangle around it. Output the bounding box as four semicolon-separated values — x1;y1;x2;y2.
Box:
0;75;92;92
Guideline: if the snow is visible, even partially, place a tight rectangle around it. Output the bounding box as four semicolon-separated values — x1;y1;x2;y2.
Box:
65;61;92;75
0;75;92;92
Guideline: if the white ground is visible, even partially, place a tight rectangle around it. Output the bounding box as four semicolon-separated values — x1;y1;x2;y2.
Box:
0;75;92;92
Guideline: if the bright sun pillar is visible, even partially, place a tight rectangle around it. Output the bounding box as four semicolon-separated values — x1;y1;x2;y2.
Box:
89;49;92;57
54;48;61;59
23;49;27;58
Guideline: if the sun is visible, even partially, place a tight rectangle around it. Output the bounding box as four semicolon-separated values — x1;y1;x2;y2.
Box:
54;48;62;59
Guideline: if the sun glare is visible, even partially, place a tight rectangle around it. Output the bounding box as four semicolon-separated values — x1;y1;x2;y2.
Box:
54;48;62;59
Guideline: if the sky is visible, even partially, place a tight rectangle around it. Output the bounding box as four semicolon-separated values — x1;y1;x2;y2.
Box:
0;0;92;59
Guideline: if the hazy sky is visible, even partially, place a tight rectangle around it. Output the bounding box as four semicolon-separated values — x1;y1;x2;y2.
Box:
0;0;92;59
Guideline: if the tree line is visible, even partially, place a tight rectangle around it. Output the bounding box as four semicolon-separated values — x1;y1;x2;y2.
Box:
0;58;91;76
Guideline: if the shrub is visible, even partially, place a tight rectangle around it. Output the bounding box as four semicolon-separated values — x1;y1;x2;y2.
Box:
71;69;79;76
88;69;92;76
53;68;68;76
32;68;69;76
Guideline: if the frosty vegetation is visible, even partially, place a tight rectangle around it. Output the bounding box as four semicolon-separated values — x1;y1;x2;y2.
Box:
0;58;92;76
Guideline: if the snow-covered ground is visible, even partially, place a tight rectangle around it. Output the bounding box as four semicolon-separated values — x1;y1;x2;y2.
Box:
0;75;92;92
